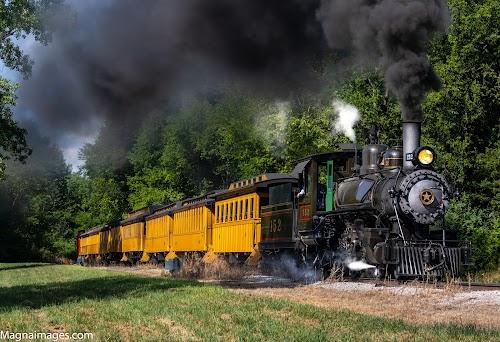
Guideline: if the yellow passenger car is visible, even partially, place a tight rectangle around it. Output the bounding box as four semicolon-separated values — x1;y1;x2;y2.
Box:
212;192;261;253
143;204;176;261
108;225;122;254
120;206;156;262
78;226;104;265
99;225;111;255
121;219;145;253
99;223;122;259
79;227;101;256
167;195;214;259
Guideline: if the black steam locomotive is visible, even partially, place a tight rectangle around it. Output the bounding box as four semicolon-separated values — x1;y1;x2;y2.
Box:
259;120;471;279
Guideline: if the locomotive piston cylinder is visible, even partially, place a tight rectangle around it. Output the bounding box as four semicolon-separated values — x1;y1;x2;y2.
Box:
402;120;422;170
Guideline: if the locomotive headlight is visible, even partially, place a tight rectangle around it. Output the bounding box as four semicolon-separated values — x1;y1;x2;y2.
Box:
416;147;435;166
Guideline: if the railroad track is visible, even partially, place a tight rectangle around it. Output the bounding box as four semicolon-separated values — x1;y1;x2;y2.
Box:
353;278;500;291
206;274;500;291
453;281;500;291
98;264;500;291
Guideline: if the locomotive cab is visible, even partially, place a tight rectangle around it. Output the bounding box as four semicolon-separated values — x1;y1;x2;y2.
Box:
259;145;360;252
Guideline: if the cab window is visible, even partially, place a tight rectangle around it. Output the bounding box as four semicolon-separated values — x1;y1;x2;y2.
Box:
356;179;374;201
317;164;327;211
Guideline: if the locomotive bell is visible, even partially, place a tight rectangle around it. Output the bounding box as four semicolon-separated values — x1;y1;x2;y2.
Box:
382;146;403;170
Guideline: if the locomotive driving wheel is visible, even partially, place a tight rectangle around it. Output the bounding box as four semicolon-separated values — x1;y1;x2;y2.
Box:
334;224;366;279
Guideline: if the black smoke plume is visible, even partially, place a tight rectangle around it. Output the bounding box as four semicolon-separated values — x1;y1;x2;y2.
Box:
17;0;449;161
318;0;449;121
18;0;326;142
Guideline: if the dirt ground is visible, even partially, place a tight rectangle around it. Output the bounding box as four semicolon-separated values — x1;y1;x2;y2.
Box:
233;281;500;330
98;265;500;330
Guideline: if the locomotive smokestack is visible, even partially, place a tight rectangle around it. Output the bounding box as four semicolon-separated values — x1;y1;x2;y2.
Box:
402;111;422;170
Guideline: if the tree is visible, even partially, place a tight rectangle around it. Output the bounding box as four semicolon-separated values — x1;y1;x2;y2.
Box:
285;99;343;167
68;174;128;229
0;0;62;176
0;78;30;171
424;0;499;197
127;95;279;210
423;0;500;271
334;72;402;146
0;0;60;75
0;128;72;261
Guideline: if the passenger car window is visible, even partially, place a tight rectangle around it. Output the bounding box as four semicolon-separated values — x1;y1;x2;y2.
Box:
269;183;292;205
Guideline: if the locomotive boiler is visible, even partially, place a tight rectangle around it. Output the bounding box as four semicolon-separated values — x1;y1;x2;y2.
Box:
259;120;471;279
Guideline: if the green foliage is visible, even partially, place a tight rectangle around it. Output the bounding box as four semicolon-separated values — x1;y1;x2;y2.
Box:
77;123;133;223
127;95;278;210
423;0;500;271
68;174;127;229
0;131;74;261
0;0;61;76
0;79;30;165
334;72;402;145
186;97;277;184
444;198;500;272
285;101;338;163
424;0;499;191
127;168;185;211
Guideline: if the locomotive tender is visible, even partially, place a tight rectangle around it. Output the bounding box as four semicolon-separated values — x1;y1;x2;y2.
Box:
77;119;470;279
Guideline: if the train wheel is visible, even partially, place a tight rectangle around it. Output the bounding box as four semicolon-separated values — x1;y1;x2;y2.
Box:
349;270;361;280
375;265;386;280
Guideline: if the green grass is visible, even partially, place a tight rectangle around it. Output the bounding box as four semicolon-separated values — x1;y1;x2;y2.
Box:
474;268;500;283
0;263;497;341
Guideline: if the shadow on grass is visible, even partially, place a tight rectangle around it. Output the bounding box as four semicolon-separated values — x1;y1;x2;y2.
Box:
0;263;52;272
209;279;301;289
0;274;203;312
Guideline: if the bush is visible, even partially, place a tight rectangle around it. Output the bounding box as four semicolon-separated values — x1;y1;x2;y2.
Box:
444;197;500;272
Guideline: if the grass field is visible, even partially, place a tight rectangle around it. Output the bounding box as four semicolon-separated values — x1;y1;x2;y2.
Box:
0;263;498;341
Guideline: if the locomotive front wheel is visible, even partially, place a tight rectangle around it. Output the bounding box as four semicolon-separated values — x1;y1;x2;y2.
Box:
349;270;361;280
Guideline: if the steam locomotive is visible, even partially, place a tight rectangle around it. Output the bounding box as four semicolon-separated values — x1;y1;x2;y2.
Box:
77;120;470;280
260;120;470;279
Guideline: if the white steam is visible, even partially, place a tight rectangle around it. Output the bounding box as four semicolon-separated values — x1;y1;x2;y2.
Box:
347;260;376;271
255;101;289;157
332;100;360;142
